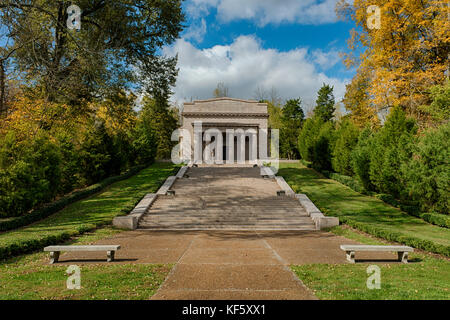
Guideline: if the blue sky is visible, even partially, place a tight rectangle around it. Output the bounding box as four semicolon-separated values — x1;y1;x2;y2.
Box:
164;0;358;109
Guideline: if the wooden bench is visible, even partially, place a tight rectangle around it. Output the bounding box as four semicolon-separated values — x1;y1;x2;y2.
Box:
340;245;413;264
44;245;121;264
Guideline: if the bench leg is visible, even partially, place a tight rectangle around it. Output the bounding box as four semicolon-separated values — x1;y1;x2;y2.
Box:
346;251;355;263
398;252;408;264
107;251;115;262
50;251;60;264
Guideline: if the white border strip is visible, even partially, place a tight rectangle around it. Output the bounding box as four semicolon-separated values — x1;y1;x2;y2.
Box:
113;193;157;230
295;194;339;230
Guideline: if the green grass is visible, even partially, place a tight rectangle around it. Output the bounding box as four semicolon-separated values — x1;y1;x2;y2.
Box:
278;162;450;253
0;227;172;300
0;162;178;259
291;226;450;300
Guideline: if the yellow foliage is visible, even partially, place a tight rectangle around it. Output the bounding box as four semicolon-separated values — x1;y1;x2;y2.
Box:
0;95;77;140
93;91;137;135
338;0;450;125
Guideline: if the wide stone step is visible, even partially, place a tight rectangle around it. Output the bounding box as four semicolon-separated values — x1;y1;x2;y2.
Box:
141;212;310;217
138;225;316;231
143;214;310;220
140;219;314;225
147;209;308;214
139;220;315;225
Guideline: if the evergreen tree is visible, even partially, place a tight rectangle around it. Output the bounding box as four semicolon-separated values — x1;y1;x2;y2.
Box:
280;98;304;159
140;97;179;160
314;83;335;122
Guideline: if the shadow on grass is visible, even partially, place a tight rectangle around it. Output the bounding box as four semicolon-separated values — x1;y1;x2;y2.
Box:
54;258;139;264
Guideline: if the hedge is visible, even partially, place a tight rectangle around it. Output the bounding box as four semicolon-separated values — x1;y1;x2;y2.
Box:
0;223;102;260
374;194;449;228
0;164;148;232
326;173;449;229
328;172;367;194
338;216;450;257
419;212;450;229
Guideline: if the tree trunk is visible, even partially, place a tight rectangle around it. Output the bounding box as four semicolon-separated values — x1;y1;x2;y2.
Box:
0;60;5;116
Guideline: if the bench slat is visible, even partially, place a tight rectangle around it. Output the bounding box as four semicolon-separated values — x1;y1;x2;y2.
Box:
44;245;120;252
340;245;413;252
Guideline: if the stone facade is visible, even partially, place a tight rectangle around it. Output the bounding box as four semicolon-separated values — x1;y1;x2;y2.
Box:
180;98;269;164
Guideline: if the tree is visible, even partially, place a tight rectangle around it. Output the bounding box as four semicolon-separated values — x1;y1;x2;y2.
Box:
253;86;283;106
418;80;450;126
140;96;179;160
351;126;375;190
342;69;379;128
332;118;360;175
0;58;5;115
0;0;184;105
369;107;417;197
280;98;304;159
336;0;450;125
253;86;268;102
314;83;335;122
213;82;229;98
282;98;305;125
405;122;449;214
298;116;323;161
311;121;335;172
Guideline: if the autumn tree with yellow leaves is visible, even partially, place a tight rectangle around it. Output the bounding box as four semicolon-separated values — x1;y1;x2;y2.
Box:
337;0;450;127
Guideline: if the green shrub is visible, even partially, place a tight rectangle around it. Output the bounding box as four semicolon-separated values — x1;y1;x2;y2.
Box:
419;212;450;228
132;120;157;165
404;123;449;215
351;126;375;191
369;107;417;198
78;122;115;184
298;117;323;161
140;97;178;160
332;119;360;175
330;173;367;194
0;132;62;217
374;193;399;207
280;98;304;159
54;131;82;194
311;121;335;172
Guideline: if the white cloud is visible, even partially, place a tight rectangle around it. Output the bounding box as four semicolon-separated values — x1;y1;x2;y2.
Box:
311;48;341;69
163;35;348;106
186;0;219;20
185;0;339;26
183;18;207;43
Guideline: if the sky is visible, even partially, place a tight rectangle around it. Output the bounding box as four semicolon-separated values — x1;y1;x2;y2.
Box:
163;0;358;109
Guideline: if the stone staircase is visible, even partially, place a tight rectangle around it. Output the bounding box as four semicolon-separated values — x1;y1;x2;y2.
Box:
138;166;316;231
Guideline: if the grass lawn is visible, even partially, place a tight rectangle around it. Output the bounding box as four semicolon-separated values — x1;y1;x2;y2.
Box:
278;162;450;252
0;228;172;300
292;226;450;300
0;162;178;259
